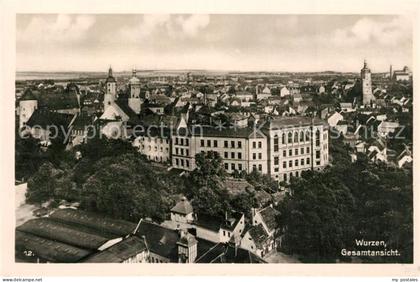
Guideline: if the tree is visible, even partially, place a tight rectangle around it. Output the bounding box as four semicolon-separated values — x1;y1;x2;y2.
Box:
279;169;355;262
26;162;62;204
186;151;230;218
80;153;169;223
190;151;226;188
15;134;45;181
245;169;278;192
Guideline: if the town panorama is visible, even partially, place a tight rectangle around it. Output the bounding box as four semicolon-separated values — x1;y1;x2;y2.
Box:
15;15;413;264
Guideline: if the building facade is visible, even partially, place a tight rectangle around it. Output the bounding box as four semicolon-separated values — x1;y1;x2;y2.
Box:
171;126;268;174
170;116;329;183
262;116;329;183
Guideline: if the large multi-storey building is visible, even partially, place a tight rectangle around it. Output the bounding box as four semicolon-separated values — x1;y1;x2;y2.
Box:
171;125;268;174
262;116;329;183
170;116;329;182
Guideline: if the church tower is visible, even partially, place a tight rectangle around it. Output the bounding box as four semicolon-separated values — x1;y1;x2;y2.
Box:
103;66;117;111
361;60;374;105
128;69;142;114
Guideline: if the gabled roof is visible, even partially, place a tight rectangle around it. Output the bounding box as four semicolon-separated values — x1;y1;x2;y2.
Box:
195;212;244;232
115;99;140;124
195;241;265;263
258;206;280;233
72;113;93;130
171;197;193;215
20;89;37;101
134;220;179;261
248;224;270;249
26;109;75;130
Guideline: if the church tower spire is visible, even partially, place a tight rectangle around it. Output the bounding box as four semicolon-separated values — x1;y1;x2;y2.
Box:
104;65;117;111
361;59;374;106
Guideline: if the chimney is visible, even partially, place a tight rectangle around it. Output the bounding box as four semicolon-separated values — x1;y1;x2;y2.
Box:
389;65;393;80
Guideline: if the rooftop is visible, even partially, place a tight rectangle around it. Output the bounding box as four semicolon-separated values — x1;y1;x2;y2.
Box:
16;230;92;263
134;220;179;261
83;236;147;263
258;206;280;233
263;116;327;130
195;212;243;232
171;197;193;215
16;217;110;250
49;208;137;237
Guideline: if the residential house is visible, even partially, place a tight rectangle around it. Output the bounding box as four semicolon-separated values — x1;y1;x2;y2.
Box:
170;197;194;224
195;212;245;244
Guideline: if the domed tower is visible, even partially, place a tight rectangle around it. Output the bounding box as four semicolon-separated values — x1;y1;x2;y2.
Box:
128;69;142;114
361;60;375;105
19;89;38;129
103;66;117;111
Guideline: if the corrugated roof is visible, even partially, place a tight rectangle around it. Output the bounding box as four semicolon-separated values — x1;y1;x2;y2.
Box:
49;209;137;237
16;217;110;250
15;230;92;263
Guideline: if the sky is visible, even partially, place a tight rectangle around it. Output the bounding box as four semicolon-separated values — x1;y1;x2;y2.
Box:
16;14;413;72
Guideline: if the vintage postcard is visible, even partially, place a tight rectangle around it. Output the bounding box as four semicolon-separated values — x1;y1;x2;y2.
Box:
1;0;419;278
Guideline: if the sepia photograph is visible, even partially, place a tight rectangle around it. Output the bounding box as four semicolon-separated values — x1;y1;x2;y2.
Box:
1;0;419;279
12;12;414;265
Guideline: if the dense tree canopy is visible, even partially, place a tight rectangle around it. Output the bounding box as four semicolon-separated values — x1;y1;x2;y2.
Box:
81;153;169;222
279;169;355;262
278;137;413;263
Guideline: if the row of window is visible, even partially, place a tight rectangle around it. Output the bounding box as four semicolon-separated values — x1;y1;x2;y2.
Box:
252;141;263;149
175;147;189;156
174;158;190;168
224;162;244;171
140;145;169;153
252;152;263;160
224;151;242;160
149;257;166;263
280;147;311;157
200;139;242;149
222;230;231;237
223;162;264;172
140;137;169;144
174;131;325;150
174;137;189;146
273;130;322;151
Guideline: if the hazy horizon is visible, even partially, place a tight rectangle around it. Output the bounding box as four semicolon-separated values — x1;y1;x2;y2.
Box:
17;14;412;73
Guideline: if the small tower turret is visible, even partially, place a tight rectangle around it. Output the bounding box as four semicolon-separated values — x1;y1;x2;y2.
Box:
128;69;142;114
